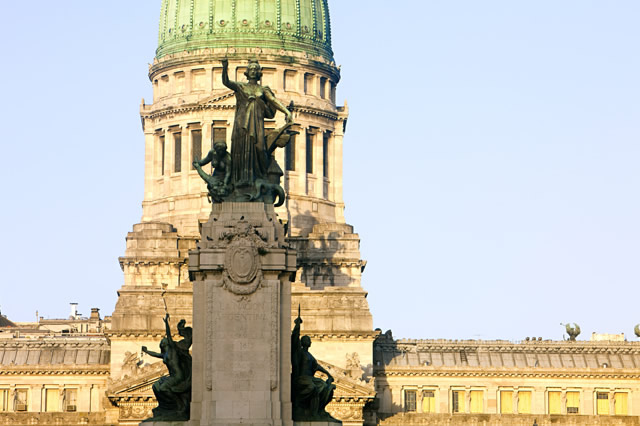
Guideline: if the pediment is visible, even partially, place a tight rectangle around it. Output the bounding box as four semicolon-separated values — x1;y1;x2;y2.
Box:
107;361;166;397
319;360;375;400
200;90;235;106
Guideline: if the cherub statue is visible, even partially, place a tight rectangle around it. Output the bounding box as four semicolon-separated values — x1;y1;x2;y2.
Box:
193;141;232;202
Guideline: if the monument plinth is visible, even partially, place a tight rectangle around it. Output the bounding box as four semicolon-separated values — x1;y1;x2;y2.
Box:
188;202;296;426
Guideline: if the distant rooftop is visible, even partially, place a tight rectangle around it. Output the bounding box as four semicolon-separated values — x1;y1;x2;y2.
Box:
0;313;16;328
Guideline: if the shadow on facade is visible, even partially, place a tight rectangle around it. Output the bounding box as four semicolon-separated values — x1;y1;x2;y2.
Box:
289;210;356;291
370;329;403;421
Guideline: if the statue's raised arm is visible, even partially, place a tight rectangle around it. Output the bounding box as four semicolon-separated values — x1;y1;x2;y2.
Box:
221;58;240;92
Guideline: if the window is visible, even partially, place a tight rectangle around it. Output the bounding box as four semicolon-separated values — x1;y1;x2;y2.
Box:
174;132;182;173
160;135;166;175
615;392;628;415
320;77;327;99
452;390;465;413
404;390;417;412
304;73;314;95
191;129;202;162
518;391;532;414
422;390;435;413
212;125;227;145
500;390;513;414
63;389;77;412
284;70;297;92
306;131;314;174
0;389;8;412
45;389;59;412
285;133;296;171
548;391;561;414
566;391;579;414
174;71;185;94
470;390;483;413
14;389;28;412
322;132;329;178
192;69;206;91
597;392;609;415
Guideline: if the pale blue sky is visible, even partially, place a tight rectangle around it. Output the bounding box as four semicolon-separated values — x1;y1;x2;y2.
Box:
1;1;638;341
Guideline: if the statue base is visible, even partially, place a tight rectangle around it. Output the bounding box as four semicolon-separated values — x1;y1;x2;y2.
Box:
188;202;296;426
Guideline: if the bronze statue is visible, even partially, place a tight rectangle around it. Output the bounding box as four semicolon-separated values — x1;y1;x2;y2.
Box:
193;141;232;202
562;323;581;341
141;314;192;422
291;310;341;423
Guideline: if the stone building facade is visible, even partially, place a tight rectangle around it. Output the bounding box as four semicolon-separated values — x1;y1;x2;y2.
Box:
1;1;638;425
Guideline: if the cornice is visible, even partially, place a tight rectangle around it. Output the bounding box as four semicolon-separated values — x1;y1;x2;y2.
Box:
142;99;338;122
375;367;640;380
376;340;640;355
301;331;379;341
105;331;167;339
0;366;110;376
118;257;186;266
149;47;339;81
0;340;108;350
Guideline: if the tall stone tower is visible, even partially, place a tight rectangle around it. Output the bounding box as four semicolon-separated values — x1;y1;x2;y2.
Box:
109;2;375;421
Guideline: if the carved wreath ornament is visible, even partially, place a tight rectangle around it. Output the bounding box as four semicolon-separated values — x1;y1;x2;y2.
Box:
221;223;268;295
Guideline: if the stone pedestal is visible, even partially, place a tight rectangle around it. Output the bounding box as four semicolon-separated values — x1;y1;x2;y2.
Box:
188;202;296;426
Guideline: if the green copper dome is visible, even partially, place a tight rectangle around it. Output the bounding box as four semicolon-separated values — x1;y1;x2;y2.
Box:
157;0;333;61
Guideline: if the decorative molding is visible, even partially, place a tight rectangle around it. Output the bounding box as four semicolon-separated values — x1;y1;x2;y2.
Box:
0;366;109;376
375;367;640;380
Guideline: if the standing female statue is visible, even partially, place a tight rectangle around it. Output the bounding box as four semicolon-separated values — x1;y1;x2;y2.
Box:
221;58;293;189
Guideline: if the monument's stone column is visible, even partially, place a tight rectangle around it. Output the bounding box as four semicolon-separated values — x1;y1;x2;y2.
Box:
189;202;296;426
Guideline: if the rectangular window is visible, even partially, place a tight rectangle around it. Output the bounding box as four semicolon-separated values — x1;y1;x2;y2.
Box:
500;391;513;414
191;129;202;162
160;135;166;176
192;68;206;91
45;389;59;412
212;126;227;145
404;390;416;412
304;73;314;95
63;389;77;412
452;390;465;413
518;391;532;414
615;392;628;415
174;71;185;94
470;390;483;413
15;389;28;412
422;390;435;413
597;392;609;415
0;390;8;412
174;132;182;173
322;133;329;178
284;70;297;92
285;133;296;171
548;391;561;414
320;77;327;99
566;391;580;414
306;131;314;174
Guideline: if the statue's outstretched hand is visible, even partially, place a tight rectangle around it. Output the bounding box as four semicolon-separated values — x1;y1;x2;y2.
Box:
221;58;229;68
141;346;148;354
